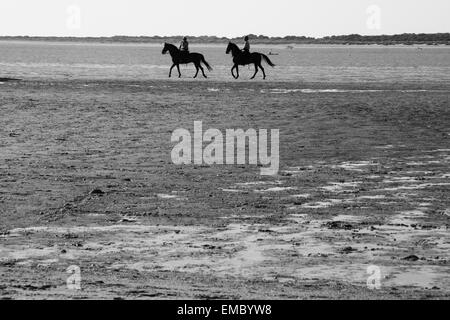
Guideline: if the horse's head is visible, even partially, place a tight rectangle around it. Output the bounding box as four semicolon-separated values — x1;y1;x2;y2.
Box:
162;43;169;55
226;42;232;55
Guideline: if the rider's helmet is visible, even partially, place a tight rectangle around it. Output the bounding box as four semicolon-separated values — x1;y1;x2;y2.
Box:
183;37;187;41
244;36;249;41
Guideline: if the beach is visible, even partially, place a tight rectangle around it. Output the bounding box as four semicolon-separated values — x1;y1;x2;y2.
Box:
0;78;449;299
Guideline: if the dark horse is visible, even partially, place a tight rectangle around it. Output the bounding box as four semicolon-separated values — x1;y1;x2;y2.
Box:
226;42;275;80
162;43;213;78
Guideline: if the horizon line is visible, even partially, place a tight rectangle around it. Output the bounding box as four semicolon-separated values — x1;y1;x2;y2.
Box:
1;32;449;39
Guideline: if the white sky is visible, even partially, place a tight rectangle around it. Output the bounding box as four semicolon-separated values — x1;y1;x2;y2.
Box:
0;0;449;37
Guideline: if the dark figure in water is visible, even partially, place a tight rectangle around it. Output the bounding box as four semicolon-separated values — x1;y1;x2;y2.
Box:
226;42;275;80
162;42;213;78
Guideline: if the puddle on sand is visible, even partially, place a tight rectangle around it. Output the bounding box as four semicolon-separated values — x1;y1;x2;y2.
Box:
289;264;449;289
290;194;311;198
424;149;450;153
235;181;283;187
383;266;450;289
357;195;386;200
225;180;294;194
109;224;274;278
0;246;58;261
331;161;378;172
4;204;449;291
406;161;445;166
157;193;186;200
402;171;434;175
321;182;361;193
8;224;202;238
301;199;343;209
255;187;296;193
332;215;364;223
383;177;420;184
418;203;432;207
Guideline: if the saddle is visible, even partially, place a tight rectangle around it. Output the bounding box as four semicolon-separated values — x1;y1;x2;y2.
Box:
241;50;252;64
180;50;190;62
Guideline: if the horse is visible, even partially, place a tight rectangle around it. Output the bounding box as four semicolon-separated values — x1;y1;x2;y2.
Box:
226;42;275;80
162;43;213;78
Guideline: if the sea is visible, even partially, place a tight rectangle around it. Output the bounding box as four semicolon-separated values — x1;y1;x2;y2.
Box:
0;41;449;84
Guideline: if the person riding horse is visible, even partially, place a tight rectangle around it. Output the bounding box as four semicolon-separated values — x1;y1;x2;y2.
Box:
243;36;250;53
226;41;275;80
242;36;251;62
162;42;212;78
179;37;189;60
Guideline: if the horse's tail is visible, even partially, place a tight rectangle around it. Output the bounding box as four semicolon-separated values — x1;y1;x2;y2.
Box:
201;56;213;71
261;54;275;67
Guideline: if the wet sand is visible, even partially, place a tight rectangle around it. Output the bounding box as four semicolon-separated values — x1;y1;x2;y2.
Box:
0;79;449;299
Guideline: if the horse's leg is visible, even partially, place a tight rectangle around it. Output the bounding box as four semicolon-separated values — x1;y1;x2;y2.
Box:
251;63;259;79
235;65;240;79
231;65;236;79
199;65;207;78
193;63;199;78
176;64;181;78
169;64;175;78
259;64;266;80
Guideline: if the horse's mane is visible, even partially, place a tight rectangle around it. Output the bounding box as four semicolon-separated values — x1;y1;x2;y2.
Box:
228;42;240;51
165;43;179;51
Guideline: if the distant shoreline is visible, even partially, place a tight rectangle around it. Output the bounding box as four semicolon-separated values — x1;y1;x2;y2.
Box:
0;33;449;46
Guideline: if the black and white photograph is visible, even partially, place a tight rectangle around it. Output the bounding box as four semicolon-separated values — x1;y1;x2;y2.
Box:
0;0;449;303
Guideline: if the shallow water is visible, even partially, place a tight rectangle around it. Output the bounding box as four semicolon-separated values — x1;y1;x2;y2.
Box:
1;41;450;83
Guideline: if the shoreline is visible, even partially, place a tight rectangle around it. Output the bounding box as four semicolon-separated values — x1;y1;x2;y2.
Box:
1;39;450;47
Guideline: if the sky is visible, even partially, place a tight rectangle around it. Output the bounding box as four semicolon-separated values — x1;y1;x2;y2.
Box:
0;0;449;38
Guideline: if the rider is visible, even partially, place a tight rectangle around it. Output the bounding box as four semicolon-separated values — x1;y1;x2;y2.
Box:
243;36;250;53
242;36;251;61
180;37;189;57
